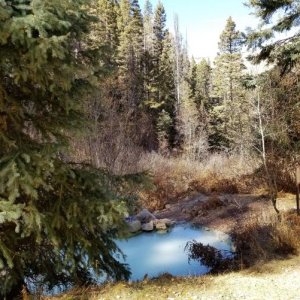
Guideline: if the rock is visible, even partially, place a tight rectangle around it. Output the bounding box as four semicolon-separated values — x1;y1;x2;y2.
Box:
127;220;141;233
165;204;171;209
136;209;156;223
153;218;174;230
160;218;174;226
155;220;167;231
142;221;154;231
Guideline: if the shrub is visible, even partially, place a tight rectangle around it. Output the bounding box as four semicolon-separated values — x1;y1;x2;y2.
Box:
138;152;259;210
233;211;300;267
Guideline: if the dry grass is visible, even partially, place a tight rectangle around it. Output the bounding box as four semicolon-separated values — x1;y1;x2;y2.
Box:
233;210;300;268
44;254;300;300
138;152;261;210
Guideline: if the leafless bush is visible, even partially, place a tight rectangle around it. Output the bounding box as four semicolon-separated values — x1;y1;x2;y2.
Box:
233;211;300;267
138;151;260;210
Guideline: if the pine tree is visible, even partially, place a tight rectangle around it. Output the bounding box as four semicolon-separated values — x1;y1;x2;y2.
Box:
117;0;144;108
195;58;212;117
143;1;167;110
89;0;119;54
212;17;251;152
143;0;155;107
189;57;198;99
215;17;244;104
177;51;208;159
218;16;244;54
153;1;167;60
247;0;300;73
157;31;177;148
143;0;154;53
0;0;131;296
159;32;177;111
173;14;183;107
141;1;174;151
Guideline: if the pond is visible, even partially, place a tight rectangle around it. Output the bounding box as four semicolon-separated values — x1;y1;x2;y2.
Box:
115;224;233;281
38;224;232;295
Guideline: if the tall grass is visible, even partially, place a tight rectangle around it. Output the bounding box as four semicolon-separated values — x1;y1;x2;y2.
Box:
138;152;260;210
233;211;300;267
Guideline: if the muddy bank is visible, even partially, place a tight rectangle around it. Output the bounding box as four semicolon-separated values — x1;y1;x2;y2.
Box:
154;192;296;234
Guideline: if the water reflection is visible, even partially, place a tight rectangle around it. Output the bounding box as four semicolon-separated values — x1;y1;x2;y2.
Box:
115;224;232;281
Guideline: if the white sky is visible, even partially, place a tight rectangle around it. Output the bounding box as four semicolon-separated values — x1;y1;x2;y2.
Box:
139;0;259;61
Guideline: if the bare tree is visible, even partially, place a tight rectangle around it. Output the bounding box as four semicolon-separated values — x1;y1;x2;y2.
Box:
255;87;279;213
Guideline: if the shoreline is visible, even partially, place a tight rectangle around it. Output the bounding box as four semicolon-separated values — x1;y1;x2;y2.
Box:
154;192;296;234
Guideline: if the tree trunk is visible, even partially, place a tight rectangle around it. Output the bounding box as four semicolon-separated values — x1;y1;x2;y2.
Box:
257;89;279;214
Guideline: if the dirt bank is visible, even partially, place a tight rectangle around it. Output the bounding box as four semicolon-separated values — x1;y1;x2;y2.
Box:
154;192;296;233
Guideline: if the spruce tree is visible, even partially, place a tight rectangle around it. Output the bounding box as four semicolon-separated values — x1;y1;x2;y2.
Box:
179;56;201;159
153;1;167;60
157;31;177;148
90;0;119;54
117;0;144;108
173;14;183;107
143;0;154;53
177;51;208;159
143;0;155;107
143;1;167;110
212;17;251;152
215;17;244;104
142;1;173;151
189;57;198;99
247;0;300;73
195;58;212;117
0;0;130;297
218;16;244;54
102;0;119;55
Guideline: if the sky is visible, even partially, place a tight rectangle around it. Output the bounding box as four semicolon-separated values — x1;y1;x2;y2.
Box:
139;0;259;61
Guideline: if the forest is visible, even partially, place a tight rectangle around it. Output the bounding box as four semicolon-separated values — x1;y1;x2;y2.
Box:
0;0;300;299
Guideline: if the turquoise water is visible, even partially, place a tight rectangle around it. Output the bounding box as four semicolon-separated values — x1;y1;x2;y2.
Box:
115;224;232;281
38;224;232;295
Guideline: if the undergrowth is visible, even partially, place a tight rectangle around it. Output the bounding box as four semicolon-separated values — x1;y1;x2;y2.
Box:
185;210;300;274
138;152;261;210
233;211;300;267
